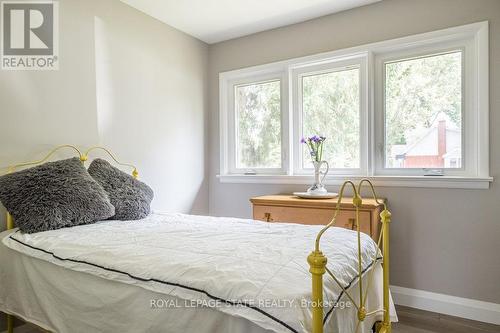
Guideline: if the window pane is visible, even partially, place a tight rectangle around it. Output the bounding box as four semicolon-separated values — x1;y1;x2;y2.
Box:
235;80;281;169
302;67;360;168
385;51;462;169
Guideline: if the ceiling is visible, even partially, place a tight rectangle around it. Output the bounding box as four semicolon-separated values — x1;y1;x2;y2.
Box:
119;0;381;44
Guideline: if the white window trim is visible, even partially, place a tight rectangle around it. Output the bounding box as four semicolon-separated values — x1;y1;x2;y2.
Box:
216;174;492;189
218;21;491;189
220;65;289;175
373;40;473;177
291;55;368;176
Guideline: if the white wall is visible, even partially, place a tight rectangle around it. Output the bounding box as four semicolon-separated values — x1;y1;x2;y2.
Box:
208;0;500;305
0;0;209;227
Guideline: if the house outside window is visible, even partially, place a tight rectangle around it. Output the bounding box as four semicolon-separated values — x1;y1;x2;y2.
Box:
390;113;461;169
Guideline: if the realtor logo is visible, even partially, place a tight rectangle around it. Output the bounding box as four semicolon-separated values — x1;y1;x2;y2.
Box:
1;1;58;70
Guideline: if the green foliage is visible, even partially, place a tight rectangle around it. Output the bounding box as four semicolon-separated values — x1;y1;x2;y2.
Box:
302;68;360;168
236;81;281;168
385;52;462;154
234;52;462;170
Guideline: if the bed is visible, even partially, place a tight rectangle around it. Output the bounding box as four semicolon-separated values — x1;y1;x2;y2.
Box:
0;146;397;333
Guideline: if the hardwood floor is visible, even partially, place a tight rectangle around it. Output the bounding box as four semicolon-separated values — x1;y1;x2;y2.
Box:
392;305;500;333
5;306;500;332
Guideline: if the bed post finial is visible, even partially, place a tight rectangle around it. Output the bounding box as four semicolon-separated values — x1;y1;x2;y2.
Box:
80;154;88;164
308;250;327;333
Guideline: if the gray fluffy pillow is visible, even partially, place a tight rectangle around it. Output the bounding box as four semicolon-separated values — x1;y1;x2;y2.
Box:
88;159;154;220
0;157;115;233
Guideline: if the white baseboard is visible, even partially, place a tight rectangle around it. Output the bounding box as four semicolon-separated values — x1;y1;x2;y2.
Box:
391;285;500;325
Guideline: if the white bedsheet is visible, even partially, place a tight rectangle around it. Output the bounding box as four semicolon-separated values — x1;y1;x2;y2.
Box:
1;213;397;333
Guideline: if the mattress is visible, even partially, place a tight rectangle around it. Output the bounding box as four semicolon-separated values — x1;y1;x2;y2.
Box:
0;213;397;332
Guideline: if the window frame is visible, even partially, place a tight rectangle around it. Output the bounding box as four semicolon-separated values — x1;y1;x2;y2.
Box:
374;43;472;177
220;68;289;175
291;56;368;176
218;21;490;189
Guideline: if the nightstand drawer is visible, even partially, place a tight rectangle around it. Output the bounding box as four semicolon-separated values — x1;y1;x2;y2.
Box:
253;204;373;236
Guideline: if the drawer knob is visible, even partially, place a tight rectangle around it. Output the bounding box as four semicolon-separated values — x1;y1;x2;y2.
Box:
264;212;273;222
348;218;356;230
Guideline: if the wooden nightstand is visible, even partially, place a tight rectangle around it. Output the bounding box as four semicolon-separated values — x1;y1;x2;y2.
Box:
250;195;385;241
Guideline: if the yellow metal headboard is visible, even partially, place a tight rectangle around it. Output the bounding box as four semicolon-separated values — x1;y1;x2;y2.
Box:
1;145;139;231
82;146;139;179
1;144;82;174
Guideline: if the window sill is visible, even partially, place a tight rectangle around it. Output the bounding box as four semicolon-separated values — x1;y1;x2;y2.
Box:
216;174;493;189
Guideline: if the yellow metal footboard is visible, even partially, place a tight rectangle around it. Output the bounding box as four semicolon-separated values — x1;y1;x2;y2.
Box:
308;179;391;333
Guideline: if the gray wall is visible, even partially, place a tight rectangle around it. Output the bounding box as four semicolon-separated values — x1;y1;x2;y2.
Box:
0;0;209;228
1;0;498;308
208;0;500;304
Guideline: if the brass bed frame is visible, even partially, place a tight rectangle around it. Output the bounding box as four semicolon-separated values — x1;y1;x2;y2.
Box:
2;146;392;333
308;180;392;333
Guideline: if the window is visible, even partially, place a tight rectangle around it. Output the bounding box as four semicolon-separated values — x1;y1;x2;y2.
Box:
384;51;463;170
292;57;367;175
302;67;360;169
219;22;490;188
221;71;288;175
235;80;282;169
374;38;482;178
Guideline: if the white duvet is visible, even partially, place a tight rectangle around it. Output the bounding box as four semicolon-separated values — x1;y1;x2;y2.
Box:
3;212;381;333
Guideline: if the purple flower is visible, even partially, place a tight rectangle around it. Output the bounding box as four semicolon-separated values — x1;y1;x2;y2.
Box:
311;135;321;143
302;134;326;162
